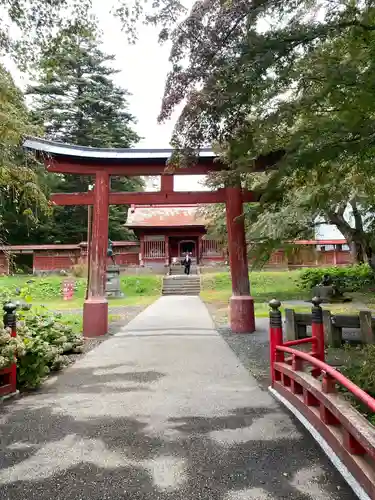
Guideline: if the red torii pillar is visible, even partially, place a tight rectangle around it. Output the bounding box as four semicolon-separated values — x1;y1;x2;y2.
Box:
225;185;255;333
83;170;110;337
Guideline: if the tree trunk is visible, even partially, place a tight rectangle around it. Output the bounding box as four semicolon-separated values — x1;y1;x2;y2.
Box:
326;209;374;268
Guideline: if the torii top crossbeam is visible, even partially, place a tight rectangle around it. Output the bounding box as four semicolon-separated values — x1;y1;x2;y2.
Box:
23;136;281;175
23;136;219;176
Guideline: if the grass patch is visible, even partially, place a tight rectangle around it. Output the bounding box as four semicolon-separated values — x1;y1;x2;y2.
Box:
201;270;375;310
0;274;162;308
201;270;307;304
202;270;375;326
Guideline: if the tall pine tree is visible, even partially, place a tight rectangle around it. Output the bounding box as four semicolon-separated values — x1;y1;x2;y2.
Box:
27;22;143;243
0;64;50;246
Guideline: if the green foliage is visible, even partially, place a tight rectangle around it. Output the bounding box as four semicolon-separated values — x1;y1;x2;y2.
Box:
298;265;375;292
0;305;84;389
0;327;25;369
340;344;375;425
159;1;375;267
0;1;185;65
120;275;161;296
19;309;84;354
16;328;60;389
27;22;140;148
0;63;50;245
71;264;88;278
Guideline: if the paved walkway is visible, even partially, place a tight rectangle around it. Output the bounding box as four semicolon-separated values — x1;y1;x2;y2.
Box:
0;297;354;499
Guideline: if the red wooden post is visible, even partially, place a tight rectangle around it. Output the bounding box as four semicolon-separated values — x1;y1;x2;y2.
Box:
83;170;109;337
225;186;255;333
311;296;325;377
161;174;173;192
269;299;283;386
198;234;202;265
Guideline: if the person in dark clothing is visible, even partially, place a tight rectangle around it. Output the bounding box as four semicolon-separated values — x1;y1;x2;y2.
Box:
107;239;116;265
182;252;191;275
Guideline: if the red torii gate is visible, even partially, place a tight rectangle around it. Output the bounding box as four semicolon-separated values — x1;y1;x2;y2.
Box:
24;136;271;337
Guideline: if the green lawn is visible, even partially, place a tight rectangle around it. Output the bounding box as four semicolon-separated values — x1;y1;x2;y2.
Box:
201;270;307;304
201;270;375;319
0;274;162;309
56;312;124;332
2;270;374;319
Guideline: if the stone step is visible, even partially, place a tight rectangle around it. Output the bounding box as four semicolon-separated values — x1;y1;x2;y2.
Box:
169;270;198;275
163;282;200;286
162;288;201;293
162;282;201;288
162;271;201;297
162;286;201;292
164;278;200;283
163;276;201;285
163;283;200;289
162;286;201;290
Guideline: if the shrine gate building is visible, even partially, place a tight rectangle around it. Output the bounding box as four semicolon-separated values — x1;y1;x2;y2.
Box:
126;204;224;268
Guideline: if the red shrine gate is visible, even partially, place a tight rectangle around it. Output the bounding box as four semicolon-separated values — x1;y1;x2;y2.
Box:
24;136;273;337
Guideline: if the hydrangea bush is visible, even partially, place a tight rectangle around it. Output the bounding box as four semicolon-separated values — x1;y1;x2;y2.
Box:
0;288;84;389
15;311;84;389
0;327;25;369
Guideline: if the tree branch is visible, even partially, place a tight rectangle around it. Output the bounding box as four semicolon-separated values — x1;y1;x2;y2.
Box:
349;199;364;233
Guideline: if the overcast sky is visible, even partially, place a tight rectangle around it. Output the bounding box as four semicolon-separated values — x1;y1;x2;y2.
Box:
96;4;178;149
94;3;206;190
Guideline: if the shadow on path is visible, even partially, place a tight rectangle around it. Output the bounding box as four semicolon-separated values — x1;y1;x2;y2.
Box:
0;401;353;500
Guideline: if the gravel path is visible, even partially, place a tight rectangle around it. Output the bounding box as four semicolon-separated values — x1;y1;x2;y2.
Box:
0;297;353;500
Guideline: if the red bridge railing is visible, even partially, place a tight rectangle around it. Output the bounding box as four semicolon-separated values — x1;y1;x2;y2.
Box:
269;298;375;499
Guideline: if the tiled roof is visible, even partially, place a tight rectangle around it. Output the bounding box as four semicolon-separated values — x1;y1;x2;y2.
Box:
125;205;207;228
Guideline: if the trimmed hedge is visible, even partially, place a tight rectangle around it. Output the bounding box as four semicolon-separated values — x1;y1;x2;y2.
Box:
298;264;375;292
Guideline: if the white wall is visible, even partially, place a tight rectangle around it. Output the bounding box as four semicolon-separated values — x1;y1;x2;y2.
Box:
314;223;345;240
314;205;357;241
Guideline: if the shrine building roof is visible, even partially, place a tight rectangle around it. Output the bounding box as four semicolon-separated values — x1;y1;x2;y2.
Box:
125;204;207;228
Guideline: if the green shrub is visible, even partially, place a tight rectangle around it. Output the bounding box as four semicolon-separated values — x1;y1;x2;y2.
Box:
298;264;374;292
16;327;60;389
14;308;84;389
20;309;84;354
0;327;25;369
339;344;375;425
0;305;84;389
